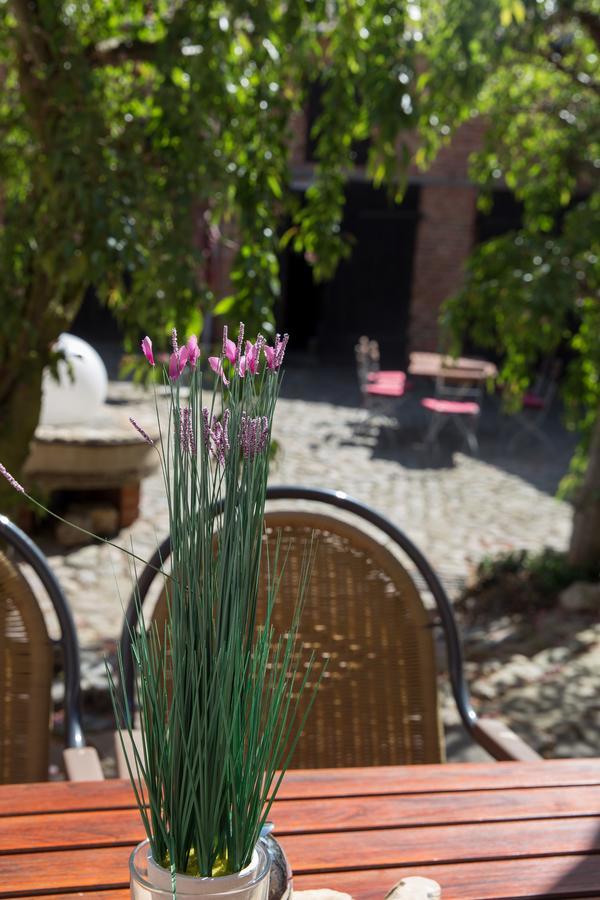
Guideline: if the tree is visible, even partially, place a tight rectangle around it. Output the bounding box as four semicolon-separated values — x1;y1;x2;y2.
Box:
419;0;600;568
0;0;420;511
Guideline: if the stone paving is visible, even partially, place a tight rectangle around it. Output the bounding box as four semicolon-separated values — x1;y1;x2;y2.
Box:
37;360;590;764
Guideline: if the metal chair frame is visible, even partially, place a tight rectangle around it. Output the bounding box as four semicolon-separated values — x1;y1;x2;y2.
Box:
354;336;406;426
0;514;85;751
508;361;561;452
118;486;539;762
421;375;482;454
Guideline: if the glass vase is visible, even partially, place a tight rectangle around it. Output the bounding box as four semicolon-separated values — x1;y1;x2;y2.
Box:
130;840;271;900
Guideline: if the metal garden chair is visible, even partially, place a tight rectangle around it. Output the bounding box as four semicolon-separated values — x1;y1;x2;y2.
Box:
118;487;539;769
421;374;482;454
508;360;561;451
354;336;407;426
0;515;102;782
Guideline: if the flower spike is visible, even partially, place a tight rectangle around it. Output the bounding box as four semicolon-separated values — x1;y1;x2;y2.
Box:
0;462;25;493
129;417;154;446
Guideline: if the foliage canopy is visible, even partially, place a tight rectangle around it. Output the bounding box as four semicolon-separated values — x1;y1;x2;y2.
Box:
422;0;600;488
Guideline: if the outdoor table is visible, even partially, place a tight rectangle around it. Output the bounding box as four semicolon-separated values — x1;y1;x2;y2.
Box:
1;758;599;899
409;352;498;384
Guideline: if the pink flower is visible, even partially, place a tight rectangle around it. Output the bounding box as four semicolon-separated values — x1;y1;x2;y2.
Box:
141;336;155;366
263;344;276;370
186;334;201;369
244;340;261;375
222;326;237;364
264;334;288;370
208;356;230;386
225;339;237;363
169;346;189;380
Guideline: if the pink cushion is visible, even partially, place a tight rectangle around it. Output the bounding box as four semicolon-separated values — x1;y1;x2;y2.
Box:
366;381;406;398
523;392;545;410
421;398;480;415
368;370;405;383
365;370;406;397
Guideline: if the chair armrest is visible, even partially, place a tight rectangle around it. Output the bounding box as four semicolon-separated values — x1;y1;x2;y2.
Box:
63;746;105;781
114;728;145;779
472;717;542;761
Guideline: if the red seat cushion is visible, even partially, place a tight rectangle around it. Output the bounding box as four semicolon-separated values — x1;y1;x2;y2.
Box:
421;398;480;415
523;392;545;410
367;370;405;383
366;380;406;398
365;371;406;397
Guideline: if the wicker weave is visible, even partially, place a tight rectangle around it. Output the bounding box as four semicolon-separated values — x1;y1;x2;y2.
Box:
151;508;444;768
0;548;53;783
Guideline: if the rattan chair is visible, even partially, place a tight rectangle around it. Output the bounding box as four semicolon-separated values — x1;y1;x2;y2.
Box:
119;487;539;767
0;515;102;782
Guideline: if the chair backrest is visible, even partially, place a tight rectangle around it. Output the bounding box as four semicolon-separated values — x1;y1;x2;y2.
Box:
0;516;84;783
120;488;476;767
354;336;380;391
530;358;562;408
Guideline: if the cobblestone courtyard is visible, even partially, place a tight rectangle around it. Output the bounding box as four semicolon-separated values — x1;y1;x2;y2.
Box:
37;361;599;764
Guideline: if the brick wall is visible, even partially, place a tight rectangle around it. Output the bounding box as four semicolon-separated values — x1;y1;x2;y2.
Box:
408;119;484;351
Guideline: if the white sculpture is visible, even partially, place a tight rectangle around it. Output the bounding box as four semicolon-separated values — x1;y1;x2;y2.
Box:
39;333;108;426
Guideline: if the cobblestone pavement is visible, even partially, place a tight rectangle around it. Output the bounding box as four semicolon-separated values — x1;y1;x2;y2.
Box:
38;360;587;764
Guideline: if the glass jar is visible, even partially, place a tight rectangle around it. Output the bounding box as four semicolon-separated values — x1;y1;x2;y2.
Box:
130;840;271;900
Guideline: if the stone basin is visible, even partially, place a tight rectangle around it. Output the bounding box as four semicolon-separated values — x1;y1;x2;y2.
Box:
24;402;160;526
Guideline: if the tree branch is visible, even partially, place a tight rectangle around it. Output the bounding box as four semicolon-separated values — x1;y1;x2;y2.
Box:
87;36;165;67
8;0;50;67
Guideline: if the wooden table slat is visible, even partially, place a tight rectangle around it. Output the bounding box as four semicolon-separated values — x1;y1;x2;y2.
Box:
2;817;600;895
2;786;600;855
2;759;599;817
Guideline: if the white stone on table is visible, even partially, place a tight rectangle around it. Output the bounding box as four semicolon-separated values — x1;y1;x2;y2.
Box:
293;892;353;900
385;876;442;899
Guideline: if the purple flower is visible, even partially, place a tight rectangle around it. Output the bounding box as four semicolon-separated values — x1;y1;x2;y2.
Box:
240;413;269;459
141;336;155;366
202;408;230;465
129;417;154;446
179;407;196;454
235;322;245;374
0;463;25;494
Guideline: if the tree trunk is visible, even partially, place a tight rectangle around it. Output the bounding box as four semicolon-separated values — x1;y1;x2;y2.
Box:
0;360;44;516
568;408;600;570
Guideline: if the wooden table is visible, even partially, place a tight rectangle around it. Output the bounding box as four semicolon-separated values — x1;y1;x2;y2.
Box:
409;352;498;383
1;759;599;899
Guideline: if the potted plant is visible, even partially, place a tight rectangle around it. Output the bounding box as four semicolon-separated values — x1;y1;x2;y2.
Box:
119;325;317;898
1;324;316;899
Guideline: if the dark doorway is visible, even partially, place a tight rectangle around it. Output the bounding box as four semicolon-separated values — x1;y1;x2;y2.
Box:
71;286;122;343
475;190;524;242
280;181;420;366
